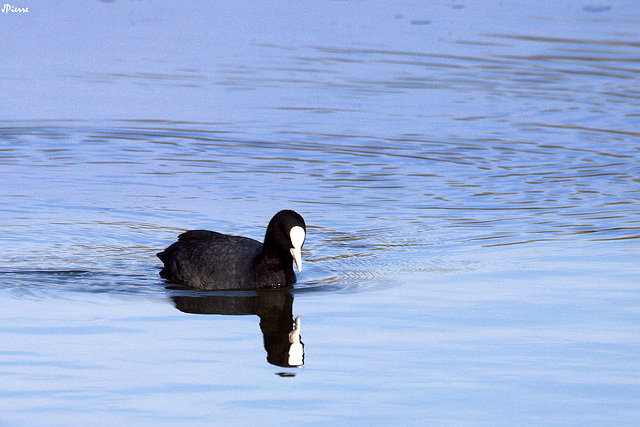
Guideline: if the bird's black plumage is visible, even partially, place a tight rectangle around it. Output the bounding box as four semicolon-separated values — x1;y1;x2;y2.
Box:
157;210;306;290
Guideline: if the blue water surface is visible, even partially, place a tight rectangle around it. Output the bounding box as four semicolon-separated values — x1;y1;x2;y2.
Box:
1;1;639;425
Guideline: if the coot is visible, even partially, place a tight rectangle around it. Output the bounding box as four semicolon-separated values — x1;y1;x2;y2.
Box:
157;210;306;290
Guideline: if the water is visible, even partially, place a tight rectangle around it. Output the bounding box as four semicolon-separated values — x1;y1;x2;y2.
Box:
2;1;640;425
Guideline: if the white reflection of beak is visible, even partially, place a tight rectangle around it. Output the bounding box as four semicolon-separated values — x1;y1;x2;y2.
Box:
288;316;304;367
289;226;305;272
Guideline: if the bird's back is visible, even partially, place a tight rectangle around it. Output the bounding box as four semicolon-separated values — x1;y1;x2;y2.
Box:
157;230;262;289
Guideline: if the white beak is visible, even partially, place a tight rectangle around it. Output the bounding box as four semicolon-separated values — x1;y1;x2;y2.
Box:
289;226;305;272
290;247;302;272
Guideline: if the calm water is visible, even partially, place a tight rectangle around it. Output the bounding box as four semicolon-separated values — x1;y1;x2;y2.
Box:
2;1;640;425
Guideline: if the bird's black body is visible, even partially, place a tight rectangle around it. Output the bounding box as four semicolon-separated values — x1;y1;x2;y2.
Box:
157;210;305;290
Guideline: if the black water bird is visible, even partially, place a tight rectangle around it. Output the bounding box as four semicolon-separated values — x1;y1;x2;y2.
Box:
157;210;306;290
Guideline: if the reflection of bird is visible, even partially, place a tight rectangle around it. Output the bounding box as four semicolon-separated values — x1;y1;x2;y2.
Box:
171;289;304;368
157;210;306;290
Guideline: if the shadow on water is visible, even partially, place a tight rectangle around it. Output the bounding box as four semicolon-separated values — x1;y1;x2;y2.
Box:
168;287;304;369
0;268;307;369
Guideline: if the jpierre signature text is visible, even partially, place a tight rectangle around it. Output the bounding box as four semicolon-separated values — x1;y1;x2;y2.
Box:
2;4;29;13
